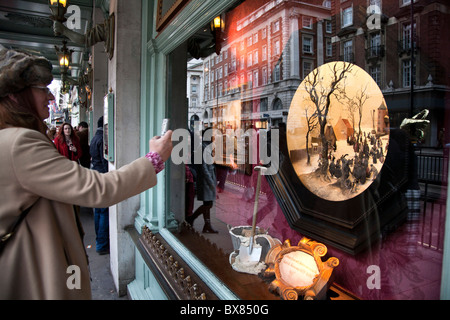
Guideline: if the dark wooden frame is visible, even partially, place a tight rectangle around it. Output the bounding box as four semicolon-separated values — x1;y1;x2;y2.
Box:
265;128;412;255
156;0;190;32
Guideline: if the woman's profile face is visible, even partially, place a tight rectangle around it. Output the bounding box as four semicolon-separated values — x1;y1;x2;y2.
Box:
63;124;72;136
30;84;54;121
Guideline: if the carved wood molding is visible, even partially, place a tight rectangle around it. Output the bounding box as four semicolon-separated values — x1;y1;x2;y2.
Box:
132;224;358;300
140;225;216;300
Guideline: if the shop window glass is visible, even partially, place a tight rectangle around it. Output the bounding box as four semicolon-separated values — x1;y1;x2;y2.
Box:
166;0;449;300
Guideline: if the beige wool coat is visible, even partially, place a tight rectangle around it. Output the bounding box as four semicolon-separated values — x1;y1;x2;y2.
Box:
0;127;157;299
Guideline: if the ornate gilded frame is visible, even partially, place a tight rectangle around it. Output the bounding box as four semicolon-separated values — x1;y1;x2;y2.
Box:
263;237;339;300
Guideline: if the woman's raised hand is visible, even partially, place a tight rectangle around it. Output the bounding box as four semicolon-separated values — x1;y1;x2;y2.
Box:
149;130;173;162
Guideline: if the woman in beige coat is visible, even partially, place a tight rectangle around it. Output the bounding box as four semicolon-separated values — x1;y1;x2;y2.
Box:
0;49;173;299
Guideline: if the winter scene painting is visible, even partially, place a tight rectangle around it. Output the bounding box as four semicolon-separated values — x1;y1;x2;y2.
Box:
287;62;389;201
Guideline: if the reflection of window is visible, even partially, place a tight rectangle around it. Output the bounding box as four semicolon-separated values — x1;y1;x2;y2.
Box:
253;33;258;43
369;0;382;11
303;16;313;29
262;67;267;85
253;50;258;64
369;65;381;86
262;45;267;61
401;0;416;6
240;56;244;69
402;60;410;87
402;59;416;87
253;70;259;87
273;98;282;110
231;59;236;72
273;64;281;82
343;39;353;62
326;20;332;33
326;38;332;56
303;61;313;79
262;27;267;39
274;39;280;55
303;36;313;53
401;22;416;51
247;53;252;67
341;6;353;28
369;33;381;57
273;20;280;33
243;101;252;113
260;97;268;111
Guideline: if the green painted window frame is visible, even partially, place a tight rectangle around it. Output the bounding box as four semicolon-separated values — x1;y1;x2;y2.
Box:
136;0;241;300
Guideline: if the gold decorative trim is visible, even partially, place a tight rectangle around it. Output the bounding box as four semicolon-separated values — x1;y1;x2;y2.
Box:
141;226;209;300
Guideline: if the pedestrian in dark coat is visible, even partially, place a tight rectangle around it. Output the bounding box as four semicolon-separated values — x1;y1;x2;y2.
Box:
90;116;110;254
186;129;218;233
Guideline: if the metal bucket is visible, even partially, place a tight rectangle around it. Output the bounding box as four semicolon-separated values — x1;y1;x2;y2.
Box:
228;225;267;251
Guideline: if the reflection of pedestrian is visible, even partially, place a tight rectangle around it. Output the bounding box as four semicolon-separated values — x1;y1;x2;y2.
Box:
216;164;228;193
186;129;218;233
90;116;109;254
185;164;195;218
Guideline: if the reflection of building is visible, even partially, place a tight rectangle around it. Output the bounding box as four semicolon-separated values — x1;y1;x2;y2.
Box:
187;59;204;129
201;0;331;131
331;0;450;146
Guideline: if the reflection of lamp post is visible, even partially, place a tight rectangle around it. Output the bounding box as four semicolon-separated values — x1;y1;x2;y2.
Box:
210;14;225;56
48;0;68;22
409;0;415;118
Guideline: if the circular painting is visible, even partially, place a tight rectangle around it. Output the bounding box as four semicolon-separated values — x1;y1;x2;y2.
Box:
287;62;389;201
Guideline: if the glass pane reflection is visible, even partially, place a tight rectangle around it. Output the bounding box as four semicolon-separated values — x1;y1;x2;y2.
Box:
169;0;449;300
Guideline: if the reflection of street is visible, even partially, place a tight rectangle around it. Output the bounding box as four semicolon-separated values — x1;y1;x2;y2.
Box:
188;172;301;254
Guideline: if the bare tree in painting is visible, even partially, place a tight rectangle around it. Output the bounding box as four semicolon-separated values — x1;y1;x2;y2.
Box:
304;104;318;165
349;84;369;143
303;62;353;177
346;92;358;140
